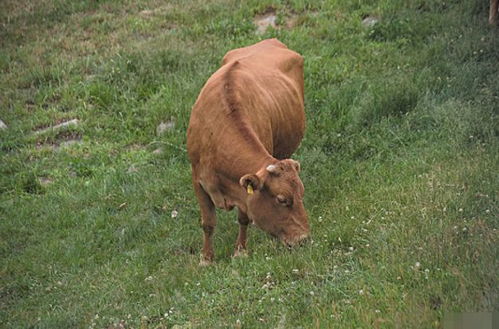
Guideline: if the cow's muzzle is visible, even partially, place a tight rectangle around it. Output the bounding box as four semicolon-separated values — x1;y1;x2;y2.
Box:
282;233;310;248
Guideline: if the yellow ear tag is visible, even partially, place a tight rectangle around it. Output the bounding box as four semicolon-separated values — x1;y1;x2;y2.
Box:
247;184;254;195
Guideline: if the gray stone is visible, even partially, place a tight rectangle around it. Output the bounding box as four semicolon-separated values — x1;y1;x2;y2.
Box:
38;177;54;186
362;16;379;27
59;139;82;148
34;119;79;135
139;9;153;17
156;120;175;136
127;165;139;173
0;119;7;130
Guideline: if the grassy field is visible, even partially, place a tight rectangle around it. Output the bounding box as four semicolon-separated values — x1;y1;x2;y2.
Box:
1;0;497;328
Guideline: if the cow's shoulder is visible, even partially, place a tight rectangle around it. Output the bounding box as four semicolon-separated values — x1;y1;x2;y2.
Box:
221;38;299;67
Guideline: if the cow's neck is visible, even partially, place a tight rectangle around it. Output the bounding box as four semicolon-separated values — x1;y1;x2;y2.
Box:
220;138;275;181
215;125;276;212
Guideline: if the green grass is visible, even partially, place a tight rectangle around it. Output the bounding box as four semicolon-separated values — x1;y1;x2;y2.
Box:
1;0;497;328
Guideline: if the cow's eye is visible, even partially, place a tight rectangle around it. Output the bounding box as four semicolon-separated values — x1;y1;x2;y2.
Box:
276;194;289;206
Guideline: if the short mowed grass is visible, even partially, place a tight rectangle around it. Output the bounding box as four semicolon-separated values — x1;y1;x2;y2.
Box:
1;0;497;328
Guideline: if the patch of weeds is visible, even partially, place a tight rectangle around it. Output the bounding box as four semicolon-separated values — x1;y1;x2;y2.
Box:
17;65;64;89
205;17;255;38
85;80;117;110
351;76;419;127
0;51;10;72
19;172;44;194
367;17;416;43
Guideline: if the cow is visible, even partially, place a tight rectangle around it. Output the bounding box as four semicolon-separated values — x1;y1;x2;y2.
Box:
187;39;310;265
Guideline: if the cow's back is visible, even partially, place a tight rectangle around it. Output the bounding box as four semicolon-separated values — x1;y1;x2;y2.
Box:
188;39;305;169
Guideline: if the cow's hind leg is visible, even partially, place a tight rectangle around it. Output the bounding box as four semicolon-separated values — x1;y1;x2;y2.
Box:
234;209;250;257
193;182;216;265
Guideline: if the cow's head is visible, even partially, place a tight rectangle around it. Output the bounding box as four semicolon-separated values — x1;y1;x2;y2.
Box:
240;159;310;246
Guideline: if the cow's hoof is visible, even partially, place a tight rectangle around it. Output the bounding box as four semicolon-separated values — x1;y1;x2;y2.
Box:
233;249;248;258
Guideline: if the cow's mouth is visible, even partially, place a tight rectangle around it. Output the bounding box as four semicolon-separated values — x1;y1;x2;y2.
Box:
280;233;310;249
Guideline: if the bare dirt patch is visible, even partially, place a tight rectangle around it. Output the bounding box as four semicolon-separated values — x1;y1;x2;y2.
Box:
254;8;315;33
35;130;82;150
254;8;277;35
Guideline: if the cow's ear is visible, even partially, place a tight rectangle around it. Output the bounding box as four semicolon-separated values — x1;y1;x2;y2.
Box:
290;159;300;172
240;174;262;191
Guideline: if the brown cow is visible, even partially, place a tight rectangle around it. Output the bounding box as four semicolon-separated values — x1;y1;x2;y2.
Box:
187;39;310;264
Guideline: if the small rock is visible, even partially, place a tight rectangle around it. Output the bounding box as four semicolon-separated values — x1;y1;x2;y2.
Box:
34;119;79;135
39;177;53;186
59;139;82;148
0;119;7;130
156;120;175;136
255;12;277;35
127;165;139;173
362;16;379;27
139;9;153;17
152;148;163;154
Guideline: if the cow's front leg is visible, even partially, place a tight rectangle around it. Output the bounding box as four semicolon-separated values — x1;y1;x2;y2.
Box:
234;209;250;257
193;182;216;265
